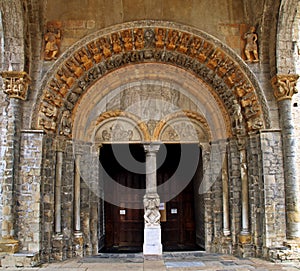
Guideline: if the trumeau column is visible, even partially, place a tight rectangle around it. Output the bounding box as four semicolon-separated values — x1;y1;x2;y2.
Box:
272;74;300;241
143;143;162;256
0;71;30;253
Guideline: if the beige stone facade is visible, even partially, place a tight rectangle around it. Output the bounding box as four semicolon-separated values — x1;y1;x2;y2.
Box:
0;0;300;268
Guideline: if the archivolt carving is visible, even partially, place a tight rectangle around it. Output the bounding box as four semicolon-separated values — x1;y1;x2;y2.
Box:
35;21;270;137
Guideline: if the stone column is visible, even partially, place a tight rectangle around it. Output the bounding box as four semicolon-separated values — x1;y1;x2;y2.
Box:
52;139;65;261
73;152;83;256
238;136;251;244
0;71;30;253
272;74;300;241
143;143;162;256
222;156;230;237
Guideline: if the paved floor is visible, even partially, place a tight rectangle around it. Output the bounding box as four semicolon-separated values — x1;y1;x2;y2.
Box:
1;252;300;271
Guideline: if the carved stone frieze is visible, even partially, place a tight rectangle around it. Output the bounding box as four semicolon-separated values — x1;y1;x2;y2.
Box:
271;74;299;102
37;25;267;136
1;71;31;100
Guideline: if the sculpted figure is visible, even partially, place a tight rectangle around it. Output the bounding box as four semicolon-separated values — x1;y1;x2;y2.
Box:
99;38;112;58
111;33;122;54
167;30;179;50
155;28;165;49
74;48;93;70
121;30;133;51
87;41;102;63
44;23;61;61
134;28;144;50
243;26;259;63
60;110;72;136
232;100;243;129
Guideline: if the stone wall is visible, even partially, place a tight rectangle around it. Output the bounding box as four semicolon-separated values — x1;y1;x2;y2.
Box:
16;130;44;253
259;131;286;250
45;0;245;53
40;135;56;263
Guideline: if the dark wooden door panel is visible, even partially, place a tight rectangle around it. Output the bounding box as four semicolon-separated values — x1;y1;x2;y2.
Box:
102;144;199;252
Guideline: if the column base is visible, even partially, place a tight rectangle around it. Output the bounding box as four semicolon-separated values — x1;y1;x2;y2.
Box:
0;238;19;254
239;232;251;244
73;231;84;257
143;226;162;256
52;234;64;261
283;239;300;249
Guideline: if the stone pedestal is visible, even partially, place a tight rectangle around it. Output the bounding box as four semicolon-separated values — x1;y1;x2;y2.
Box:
143;226;163;255
52;234;64;261
0;238;19;253
73;232;84;257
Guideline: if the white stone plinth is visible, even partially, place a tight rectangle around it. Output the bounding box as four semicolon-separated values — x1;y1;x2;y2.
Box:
143;226;162;255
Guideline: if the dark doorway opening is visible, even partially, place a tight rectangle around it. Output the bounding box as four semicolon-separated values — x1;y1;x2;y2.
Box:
100;143;204;253
101;144;145;252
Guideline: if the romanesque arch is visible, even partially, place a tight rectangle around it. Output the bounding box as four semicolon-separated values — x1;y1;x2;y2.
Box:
32;21;270;138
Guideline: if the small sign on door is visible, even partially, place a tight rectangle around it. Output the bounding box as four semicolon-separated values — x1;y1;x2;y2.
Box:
120;209;126;215
171;208;178;214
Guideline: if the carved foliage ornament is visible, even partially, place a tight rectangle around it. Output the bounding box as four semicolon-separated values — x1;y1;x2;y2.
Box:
37;26;266;136
1;71;31;100
271;74;299;102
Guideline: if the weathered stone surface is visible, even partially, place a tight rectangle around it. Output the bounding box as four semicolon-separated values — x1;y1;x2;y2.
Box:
0;0;300;267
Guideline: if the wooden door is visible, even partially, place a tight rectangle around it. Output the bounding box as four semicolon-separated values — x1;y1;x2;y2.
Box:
101;144;145;252
158;144;198;250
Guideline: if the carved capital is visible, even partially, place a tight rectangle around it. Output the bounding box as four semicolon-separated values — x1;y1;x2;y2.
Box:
0;71;31;100
143;143;161;154
271;74;299;102
54;137;67;152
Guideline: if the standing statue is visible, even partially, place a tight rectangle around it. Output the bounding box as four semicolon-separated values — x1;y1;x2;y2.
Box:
44;23;61;61
232;100;243;130
243;26;259;63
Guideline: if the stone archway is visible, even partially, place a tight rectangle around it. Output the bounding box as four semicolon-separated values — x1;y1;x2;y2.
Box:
32;21;270;137
30;21;273;259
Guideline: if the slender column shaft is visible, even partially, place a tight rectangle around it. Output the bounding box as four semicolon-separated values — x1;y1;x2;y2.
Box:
54;150;63;234
145;150;158;194
222;156;230;236
240;148;249;234
74;154;81;232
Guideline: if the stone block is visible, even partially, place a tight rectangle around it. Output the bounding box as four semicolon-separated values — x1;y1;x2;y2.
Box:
143;226;162;255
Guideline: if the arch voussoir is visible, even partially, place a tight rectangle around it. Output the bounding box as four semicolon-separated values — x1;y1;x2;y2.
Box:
33;21;270;138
